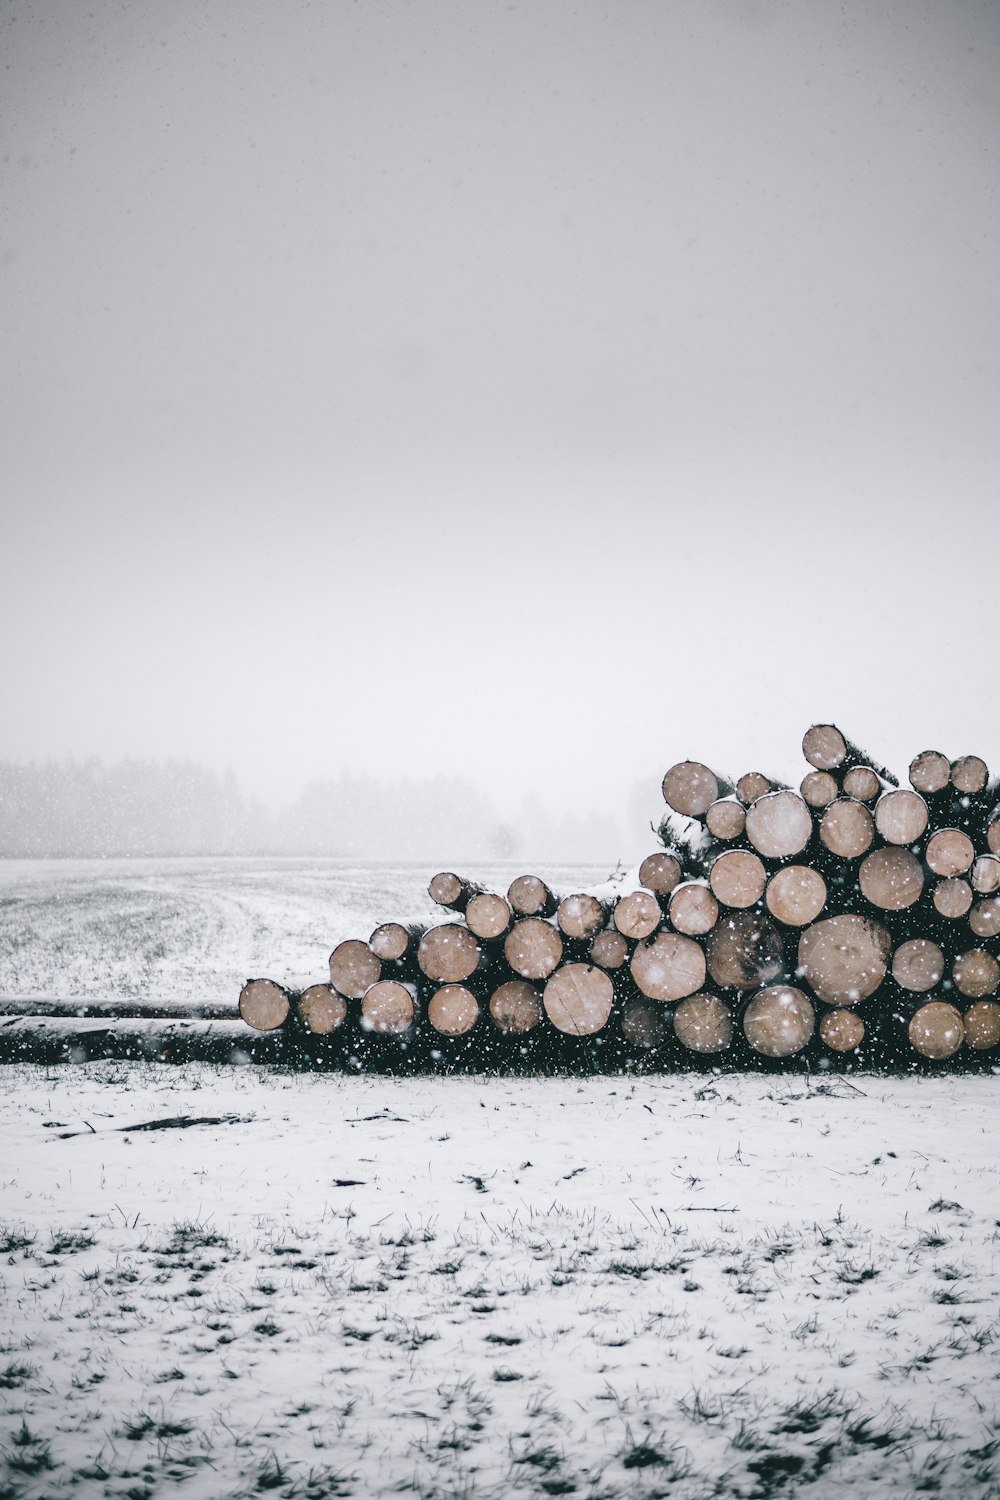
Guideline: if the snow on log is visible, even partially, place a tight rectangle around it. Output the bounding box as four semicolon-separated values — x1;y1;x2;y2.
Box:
543;963;614;1035
239;979;291;1031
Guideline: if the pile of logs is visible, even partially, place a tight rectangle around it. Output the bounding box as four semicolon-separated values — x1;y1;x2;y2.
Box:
240;725;1000;1070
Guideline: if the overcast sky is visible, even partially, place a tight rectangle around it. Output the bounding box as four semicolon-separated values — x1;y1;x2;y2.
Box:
2;0;999;828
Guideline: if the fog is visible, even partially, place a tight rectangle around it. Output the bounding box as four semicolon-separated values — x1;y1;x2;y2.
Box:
2;1;999;857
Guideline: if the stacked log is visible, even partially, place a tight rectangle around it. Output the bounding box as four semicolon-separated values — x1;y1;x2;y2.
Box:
239;724;1000;1072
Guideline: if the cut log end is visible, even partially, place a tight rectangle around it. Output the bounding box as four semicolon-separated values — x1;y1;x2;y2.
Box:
557;893;607;941
926;829;976;878
639;852;683;896
489;980;543;1033
668;881;720;935
744;791;813;860
797;914;890;1006
361;981;415;1035
874;789;929;846
819;798;874;860
743;986;815;1057
891;939;945;993
465;892;512;940
765;865;827;928
819;1008;865;1052
705;798;747;841
908;1002;964;1060
613;890;662;941
673;994;734;1053
963;1001;1000;1051
588;929;629;971
800;771;839;809
504;918;563;980
543;963;615;1035
368;922;413;962
952;949;1000;1000
858;848;924;911
239;978;290;1032
417;924;482;984
297;983;348;1035
507;874;556;917
909;750;951;795
630;931;707;1001
662;760;727;818
951;755;989;795
802;724;848;771
329;940;382;1000
427;985;480;1036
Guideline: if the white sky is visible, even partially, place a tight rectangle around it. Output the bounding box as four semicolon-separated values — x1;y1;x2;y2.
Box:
2;0;999;820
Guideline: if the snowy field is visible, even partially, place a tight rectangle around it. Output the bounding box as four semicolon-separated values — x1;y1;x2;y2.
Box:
1;861;999;1498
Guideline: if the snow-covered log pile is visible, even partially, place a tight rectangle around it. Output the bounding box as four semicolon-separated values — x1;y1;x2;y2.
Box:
241;724;1000;1072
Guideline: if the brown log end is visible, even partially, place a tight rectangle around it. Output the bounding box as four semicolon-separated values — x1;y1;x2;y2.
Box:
369;922;412;961
557;894;607;941
908;1002;964;1059
504;918;563;980
297;983;348;1035
908;750;951;795
662;760;724;818
891;939;945;994
639;852;683;896
744;791;813;860
819;1008;865;1053
543;963;615;1036
489;980;543;1033
507;874;556;917
465;892;513;940
588;929;630;971
329;939;382;999
802;724;848;771
874;788;929;846
417;925;481;984
797;914;890;1005
709;850;767;910
668;882;720;935
952;948;1000;999
673;994;734;1053
239;979;291;1032
613;890;662;941
630;931;707;1001
705;911;784;992
361;980;415;1035
858;848;924;911
765;865;827;928
963;1001;1000;1051
743;986;815;1057
427;985;480;1036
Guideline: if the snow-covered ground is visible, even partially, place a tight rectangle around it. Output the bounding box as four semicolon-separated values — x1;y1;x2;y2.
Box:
1;861;998;1497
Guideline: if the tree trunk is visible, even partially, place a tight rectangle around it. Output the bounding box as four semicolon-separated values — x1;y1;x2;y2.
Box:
417;924;481;983
427;984;480;1036
742;986;815;1057
465;892;513;940
705;912;784;991
556;893;608;941
428;871;483;912
764;865;827;927
891;938;945;992
507;874;558;918
908;1001;964;1059
613;890;662;940
361;980;416;1034
543;963;615;1035
297;984;348;1034
662;760;734;818
708;850;767;909
672;994;734;1053
239;978;291;1031
668;881;720;935
744;791;813;860
796;914;890;1005
489;979;543;1032
818;797;875;859
504;918;563;979
630;931;707;1000
329;940;382;999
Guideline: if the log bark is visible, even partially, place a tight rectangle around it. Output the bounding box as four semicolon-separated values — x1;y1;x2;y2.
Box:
819;1008;865;1052
873;788;929;845
800;770;839;809
427;984;480;1036
489;980;543;1032
858;848;924;910
952;948;1000;999
507;874;557;918
239;979;291;1031
909;750;951;795
556;893;607;941
613;890;662;940
662;760;733;818
764;865;827;927
742;986;815;1057
361;980;415;1034
797;914;890;1005
925;828;976;878
543;963;615;1035
639;852;683;896
630;931;707;1001
417;924;481;983
465;892;513;940
297;984;348;1035
951;755;989;795
818;798;874;860
705;912;784;991
932;878;973;920
908;1001;964;1059
705;798;747;841
963;1001;1000;1051
708;850;767;909
744;791;813;860
428;872;483;911
891;938;945;993
329;940;382;999
588;929;629;970
672;994;734;1053
668;881;719;935
504;918;563;980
